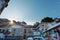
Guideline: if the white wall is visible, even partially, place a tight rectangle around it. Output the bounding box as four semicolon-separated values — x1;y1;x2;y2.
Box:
0;25;24;36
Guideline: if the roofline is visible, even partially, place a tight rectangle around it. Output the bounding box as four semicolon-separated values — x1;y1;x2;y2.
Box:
43;22;60;33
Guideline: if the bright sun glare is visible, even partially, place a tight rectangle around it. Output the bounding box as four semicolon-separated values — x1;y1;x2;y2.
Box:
10;20;14;24
8;18;14;25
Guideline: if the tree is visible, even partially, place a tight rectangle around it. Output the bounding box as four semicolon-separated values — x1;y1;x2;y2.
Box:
33;22;39;28
41;17;54;23
21;21;27;24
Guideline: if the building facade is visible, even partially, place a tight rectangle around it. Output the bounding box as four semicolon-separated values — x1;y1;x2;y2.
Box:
0;0;10;14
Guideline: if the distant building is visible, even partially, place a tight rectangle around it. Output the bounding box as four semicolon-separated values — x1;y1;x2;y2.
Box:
0;24;25;40
0;18;10;27
0;18;34;40
54;18;60;23
23;25;33;40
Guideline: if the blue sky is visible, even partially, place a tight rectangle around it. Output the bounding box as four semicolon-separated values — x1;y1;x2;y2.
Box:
0;0;60;25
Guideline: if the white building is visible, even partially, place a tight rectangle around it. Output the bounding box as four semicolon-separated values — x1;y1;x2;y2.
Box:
36;22;56;32
0;24;25;40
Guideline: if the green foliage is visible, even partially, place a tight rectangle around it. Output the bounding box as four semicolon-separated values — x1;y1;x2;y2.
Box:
41;17;54;22
33;22;39;28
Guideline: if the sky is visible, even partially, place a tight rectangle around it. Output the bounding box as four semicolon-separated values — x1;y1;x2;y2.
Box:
0;0;60;25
